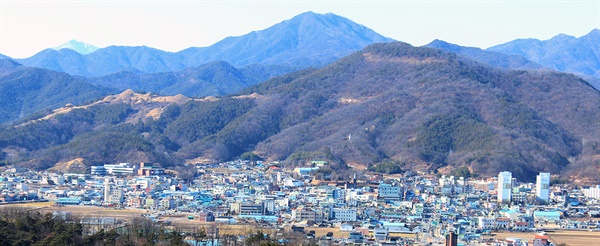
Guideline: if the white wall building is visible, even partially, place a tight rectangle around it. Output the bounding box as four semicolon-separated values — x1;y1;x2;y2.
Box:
582;185;600;199
284;178;304;187
536;173;551;202
498;171;512;204
332;208;357;221
378;183;402;200
478;217;495;230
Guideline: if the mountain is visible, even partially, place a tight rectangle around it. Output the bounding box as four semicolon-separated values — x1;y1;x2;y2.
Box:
19;46;183;77
425;39;542;70
488;29;600;78
17;49;89;75
86;61;295;97
426;38;600;90
0;66;115;124
179;11;395;68
0;59;22;77
2;42;599;182
17;12;393;77
52;40;99;54
0;53;9;59
0;60;291;123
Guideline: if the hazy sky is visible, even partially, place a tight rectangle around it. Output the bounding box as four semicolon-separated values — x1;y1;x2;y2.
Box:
1;0;599;58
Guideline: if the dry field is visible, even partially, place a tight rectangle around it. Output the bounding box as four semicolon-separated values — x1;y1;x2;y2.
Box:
1;203;146;219
40;206;145;218
168;218;351;238
546;230;600;246
7;201;56;207
493;230;600;246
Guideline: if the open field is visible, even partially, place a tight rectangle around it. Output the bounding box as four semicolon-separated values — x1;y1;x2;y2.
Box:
7;201;56;207
546;230;600;246
38;206;146;218
493;230;600;246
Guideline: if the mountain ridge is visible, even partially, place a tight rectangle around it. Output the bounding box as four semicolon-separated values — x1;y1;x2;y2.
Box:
17;12;394;77
0;65;116;124
52;40;99;55
424;39;543;71
86;61;294;98
488;29;600;78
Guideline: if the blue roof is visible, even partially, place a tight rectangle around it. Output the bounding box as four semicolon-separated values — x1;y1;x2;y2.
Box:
534;211;560;216
382;222;406;227
55;198;81;204
237;215;279;222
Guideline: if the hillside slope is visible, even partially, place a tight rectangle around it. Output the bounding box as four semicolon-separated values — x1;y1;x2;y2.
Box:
0;65;115;124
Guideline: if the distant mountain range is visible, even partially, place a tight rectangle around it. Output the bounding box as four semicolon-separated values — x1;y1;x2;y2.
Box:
488;29;600;78
5;19;598;85
2;42;600;181
52;40;99;54
424;39;542;71
86;61;295;98
15;12;394;77
424;31;600;90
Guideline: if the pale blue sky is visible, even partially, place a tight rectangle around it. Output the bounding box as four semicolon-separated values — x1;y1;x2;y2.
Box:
1;0;599;58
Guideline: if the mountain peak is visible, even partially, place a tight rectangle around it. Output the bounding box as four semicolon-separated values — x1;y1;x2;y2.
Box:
52;40;99;55
425;39;462;51
181;12;394;68
584;28;600;38
547;33;576;43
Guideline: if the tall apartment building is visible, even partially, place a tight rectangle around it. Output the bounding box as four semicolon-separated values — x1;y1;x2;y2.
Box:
104;178;111;203
536;173;550;203
498;171;512;204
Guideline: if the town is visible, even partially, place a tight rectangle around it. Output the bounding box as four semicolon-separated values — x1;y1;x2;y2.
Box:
0;160;599;246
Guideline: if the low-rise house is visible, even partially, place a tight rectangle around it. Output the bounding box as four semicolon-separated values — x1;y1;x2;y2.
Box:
495;217;510;229
478;217;495;230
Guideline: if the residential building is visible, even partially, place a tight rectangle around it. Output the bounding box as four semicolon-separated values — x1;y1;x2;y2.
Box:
533;211;560;222
378;183;402;201
230;202;265;216
477;217;495;230
332;208;357;221
292;207;324;223
582;185;600;199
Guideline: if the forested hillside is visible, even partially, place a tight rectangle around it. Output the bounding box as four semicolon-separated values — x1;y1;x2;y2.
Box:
86;61;294;98
2;42;599;181
0;63;115;124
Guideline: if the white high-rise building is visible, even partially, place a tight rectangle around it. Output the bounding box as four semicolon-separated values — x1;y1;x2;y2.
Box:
536;173;551;202
104;178;111;203
498;171;512;204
